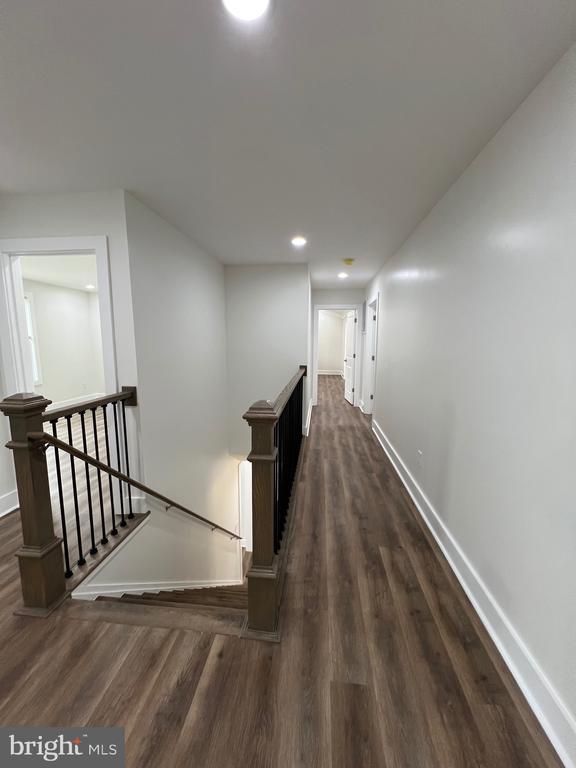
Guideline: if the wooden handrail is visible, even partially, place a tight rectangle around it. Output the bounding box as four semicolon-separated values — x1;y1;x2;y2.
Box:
44;386;137;422
242;365;307;425
27;431;241;541
273;365;307;417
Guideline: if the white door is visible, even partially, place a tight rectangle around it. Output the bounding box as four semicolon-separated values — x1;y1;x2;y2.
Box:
343;311;356;404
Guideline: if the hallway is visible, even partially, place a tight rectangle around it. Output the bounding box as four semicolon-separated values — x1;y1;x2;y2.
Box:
0;376;560;766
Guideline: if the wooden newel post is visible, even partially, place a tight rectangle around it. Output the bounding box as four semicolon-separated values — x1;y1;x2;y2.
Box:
243;400;279;634
0;393;66;615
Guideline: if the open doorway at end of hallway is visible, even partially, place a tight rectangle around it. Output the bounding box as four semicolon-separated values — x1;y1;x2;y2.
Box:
313;304;362;409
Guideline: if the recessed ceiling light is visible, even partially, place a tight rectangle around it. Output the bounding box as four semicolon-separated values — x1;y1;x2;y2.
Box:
338;272;349;280
222;0;270;21
85;284;96;291
291;235;308;249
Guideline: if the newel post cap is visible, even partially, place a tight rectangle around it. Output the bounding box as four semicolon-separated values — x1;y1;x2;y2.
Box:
243;399;278;424
0;393;52;417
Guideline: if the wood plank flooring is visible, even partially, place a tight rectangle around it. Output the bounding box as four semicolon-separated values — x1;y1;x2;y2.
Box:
0;376;562;767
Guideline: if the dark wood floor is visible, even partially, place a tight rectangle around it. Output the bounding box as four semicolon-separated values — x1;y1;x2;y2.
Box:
0;376;562;767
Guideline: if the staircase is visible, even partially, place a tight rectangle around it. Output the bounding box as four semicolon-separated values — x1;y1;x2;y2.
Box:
96;549;250;613
96;583;248;611
1;366;305;640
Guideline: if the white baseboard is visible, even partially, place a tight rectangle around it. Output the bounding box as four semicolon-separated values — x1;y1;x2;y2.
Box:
304;399;313;437
72;577;244;601
0;489;18;517
372;418;576;768
318;370;343;376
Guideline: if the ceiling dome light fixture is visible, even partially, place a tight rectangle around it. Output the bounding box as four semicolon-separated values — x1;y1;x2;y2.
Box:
85;284;96;291
222;0;270;21
291;235;308;249
338;272;349;279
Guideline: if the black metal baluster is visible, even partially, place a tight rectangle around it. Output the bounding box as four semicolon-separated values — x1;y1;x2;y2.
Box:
66;415;86;566
102;404;118;536
50;419;73;578
91;408;108;545
112;402;126;527
121;401;134;520
80;411;98;556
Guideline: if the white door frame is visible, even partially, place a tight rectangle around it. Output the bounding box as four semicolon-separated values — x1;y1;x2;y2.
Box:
312;303;363;406
362;292;379;415
0;236;118;400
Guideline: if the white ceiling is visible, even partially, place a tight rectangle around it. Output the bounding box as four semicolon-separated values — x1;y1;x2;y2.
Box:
1;1;575;289
20;254;99;292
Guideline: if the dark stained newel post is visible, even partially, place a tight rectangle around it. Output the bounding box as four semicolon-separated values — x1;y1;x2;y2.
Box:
0;393;66;615
243;365;307;636
243;399;279;634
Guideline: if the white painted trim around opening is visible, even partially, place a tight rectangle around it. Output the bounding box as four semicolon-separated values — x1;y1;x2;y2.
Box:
371;418;576;768
0;236;118;397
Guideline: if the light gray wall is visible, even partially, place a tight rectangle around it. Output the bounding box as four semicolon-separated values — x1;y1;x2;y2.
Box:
226;264;311;456
23;279;105;404
313;288;366;306
124;193;239;547
368;44;576;764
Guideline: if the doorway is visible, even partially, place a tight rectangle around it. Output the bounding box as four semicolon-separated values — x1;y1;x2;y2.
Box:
313;303;362;408
0;237;117;408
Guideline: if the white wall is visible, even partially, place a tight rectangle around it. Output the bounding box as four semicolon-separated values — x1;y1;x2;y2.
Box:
225;264;311;456
317;310;345;374
72;503;241;599
312;288;366;306
23;279;105;404
0;190;136;516
120;192;240;582
368;44;576;766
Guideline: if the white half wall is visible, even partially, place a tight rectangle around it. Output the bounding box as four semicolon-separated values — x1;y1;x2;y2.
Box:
318;310;345;375
225;264;311;457
124;193;240;582
368;44;576;766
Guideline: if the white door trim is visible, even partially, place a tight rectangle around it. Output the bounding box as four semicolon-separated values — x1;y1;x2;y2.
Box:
312;303;363;406
362;292;379;415
0;236;118;400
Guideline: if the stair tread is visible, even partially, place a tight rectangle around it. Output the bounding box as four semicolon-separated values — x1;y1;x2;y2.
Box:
109;594;247;612
66;596;245;636
131;591;247;608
